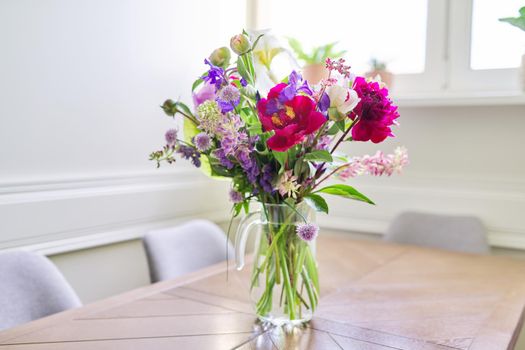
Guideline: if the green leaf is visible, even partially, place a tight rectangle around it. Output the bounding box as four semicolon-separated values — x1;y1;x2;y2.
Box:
273;151;288;170
183;117;199;144
499;6;525;31
175;102;193;118
304;150;333;163
191;78;204;92
251;34;264;52
304;194;329;214
316;184;375;205
326;122;341;135
237;56;252;85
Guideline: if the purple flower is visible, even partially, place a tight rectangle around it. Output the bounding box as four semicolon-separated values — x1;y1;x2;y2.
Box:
315;135;332;151
296;223;319;242
213;148;234;169
216;85;241;113
193;82;216;108
278;71;313;104
165;129;178;146
259;164;274;193
202;59;227;89
194;132;211;151
177;145;201;168
318;92;330;113
229;189;243;203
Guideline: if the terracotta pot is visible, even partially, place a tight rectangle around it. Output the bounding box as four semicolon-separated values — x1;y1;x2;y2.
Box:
365;69;394;88
302;63;329;85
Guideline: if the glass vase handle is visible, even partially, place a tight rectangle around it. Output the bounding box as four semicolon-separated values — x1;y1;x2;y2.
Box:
234;211;261;270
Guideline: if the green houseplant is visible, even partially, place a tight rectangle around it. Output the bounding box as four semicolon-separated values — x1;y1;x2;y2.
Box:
499;6;525;90
287;38;346;84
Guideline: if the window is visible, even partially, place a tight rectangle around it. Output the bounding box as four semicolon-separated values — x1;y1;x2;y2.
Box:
471;0;525;70
268;0;428;75
250;0;524;95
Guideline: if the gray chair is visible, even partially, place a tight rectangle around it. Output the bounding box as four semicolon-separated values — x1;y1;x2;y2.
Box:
384;211;490;254
143;220;234;283
0;251;81;331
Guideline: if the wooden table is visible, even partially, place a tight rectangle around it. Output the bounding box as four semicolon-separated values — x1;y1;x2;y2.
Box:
1;235;525;349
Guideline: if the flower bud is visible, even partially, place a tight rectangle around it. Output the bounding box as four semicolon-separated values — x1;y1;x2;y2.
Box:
209;47;231;69
161;99;177;116
230;34;251;55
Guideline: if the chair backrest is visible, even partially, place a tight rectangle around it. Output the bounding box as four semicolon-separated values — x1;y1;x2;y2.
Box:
0;251;81;331
384;211;490;254
143;220;234;283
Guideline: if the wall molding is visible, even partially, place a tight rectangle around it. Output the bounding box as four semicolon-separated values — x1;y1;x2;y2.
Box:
13;209;230;256
0;168;230;253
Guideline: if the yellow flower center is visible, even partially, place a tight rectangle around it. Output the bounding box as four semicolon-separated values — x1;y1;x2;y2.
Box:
285;105;296;119
271;114;283;127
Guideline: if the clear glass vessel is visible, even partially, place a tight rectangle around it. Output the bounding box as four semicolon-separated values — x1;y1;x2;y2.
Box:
235;203;319;327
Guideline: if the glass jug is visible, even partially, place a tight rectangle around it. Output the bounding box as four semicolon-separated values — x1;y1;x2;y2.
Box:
235;203;319;326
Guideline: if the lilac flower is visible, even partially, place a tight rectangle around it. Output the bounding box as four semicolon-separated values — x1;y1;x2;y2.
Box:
202;59;227;89
194;132;211;151
212;148;234;169
177;145;201;168
245;162;260;184
229;189;243;203
296;223;319;242
259;164;274;193
337;147;409;180
165;129;178;146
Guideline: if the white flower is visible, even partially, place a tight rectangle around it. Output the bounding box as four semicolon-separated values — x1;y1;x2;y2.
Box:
277;170;299;198
326;85;360;121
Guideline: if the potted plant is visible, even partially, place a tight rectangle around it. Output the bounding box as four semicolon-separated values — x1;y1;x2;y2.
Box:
499;6;525;90
365;58;394;88
287;38;346;84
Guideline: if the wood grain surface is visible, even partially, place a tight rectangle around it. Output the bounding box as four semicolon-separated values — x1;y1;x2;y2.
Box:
1;234;525;349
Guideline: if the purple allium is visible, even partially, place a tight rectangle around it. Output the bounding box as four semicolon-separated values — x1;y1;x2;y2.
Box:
177;145;201;168
165;129;178;146
229;189;243;203
296;223;319;242
218;85;240;103
217;85;241;113
194;132;211;151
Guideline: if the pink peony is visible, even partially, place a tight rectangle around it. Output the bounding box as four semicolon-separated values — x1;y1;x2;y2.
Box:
350;77;399;143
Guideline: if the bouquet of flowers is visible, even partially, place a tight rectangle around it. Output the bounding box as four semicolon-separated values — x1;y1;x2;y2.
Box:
150;31;408;326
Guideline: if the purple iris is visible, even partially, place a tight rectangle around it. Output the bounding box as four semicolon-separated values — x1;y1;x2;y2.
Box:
278;71;313;104
202;59;227;90
318;92;330;113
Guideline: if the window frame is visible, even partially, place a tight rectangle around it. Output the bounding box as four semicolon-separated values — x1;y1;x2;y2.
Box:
247;0;523;96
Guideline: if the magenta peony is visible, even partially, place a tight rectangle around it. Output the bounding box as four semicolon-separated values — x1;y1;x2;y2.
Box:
350;77;399;143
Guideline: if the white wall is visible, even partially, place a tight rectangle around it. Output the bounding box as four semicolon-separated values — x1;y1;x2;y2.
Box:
0;0;244;252
319;104;525;249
